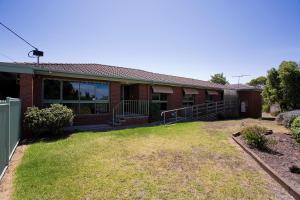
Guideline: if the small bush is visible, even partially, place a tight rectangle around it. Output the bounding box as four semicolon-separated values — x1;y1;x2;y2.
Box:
276;110;300;128
262;103;270;113
291;116;300;144
241;125;268;150
25;104;74;135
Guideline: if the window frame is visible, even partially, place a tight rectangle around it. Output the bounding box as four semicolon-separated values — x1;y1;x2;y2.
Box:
151;93;168;111
42;78;110;115
182;93;195;106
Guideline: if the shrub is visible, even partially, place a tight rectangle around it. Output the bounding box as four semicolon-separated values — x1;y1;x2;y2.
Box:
25;104;74;135
262;103;270;113
291;116;300;144
241;125;268;150
276;110;300;127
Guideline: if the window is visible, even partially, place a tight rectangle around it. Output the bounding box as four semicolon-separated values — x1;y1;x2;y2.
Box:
80;82;95;100
183;94;195;106
44;79;61;99
63;82;79;100
152;93;168;111
43;79;109;115
95;83;109;100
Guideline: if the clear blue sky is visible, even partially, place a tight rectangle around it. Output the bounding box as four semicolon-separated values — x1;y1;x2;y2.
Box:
1;0;300;83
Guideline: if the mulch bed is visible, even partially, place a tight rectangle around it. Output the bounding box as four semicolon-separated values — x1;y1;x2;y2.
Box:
236;132;300;196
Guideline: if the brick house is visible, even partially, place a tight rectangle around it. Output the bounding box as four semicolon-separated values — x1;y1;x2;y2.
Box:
0;62;262;129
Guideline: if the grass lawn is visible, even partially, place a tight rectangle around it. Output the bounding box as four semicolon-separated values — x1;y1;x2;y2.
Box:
13;120;285;199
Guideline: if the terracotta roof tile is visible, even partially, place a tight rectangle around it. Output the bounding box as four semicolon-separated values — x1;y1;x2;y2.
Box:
25;63;226;89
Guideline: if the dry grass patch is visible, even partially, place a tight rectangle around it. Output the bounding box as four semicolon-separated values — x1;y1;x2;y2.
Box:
13;121;282;199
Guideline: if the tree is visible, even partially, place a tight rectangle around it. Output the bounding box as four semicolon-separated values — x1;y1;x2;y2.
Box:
210;73;229;85
262;61;300;110
278;61;300;109
248;76;267;88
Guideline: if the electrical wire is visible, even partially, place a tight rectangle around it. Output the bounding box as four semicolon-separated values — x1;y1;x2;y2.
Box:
0;52;15;62
0;21;38;50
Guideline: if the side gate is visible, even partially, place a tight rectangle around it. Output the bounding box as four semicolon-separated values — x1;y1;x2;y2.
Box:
0;97;21;181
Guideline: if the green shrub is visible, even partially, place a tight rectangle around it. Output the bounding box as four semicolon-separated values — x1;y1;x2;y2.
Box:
241;125;268;150
291;116;300;144
262;103;270;113
25;104;74;135
276;110;300;127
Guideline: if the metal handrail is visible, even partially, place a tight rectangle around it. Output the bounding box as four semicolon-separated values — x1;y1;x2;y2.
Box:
112;100;149;126
160;100;231;125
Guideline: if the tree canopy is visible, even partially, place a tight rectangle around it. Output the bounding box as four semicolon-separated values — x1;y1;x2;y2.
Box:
262;61;300;110
210;73;229;85
248;76;267;87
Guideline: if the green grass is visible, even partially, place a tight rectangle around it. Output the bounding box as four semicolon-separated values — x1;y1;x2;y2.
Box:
14;122;274;199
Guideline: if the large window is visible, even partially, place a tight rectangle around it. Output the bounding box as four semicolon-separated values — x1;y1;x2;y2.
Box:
183;94;195;107
152;93;168;110
43;79;109;115
44;80;61;100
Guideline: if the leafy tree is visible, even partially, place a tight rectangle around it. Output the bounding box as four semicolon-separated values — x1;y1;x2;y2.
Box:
210;73;229;85
262;61;300;110
248;76;267;87
278;61;300;109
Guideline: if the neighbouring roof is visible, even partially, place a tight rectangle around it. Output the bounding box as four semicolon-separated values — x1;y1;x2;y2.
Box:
0;62;227;90
227;84;262;91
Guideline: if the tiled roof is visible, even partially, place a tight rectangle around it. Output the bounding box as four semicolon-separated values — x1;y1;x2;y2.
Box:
25;63;226;90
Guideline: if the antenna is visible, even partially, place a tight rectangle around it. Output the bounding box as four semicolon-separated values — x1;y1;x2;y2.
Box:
232;75;251;88
0;22;44;64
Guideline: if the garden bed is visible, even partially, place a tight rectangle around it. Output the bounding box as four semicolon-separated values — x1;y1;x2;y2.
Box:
234;132;300;198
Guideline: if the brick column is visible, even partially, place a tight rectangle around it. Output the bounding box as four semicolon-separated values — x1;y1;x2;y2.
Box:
19;74;34;138
167;87;183;109
138;84;150;100
110;82;121;112
195;89;206;104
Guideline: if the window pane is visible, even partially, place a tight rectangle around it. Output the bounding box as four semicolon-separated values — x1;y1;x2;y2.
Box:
95;103;109;114
95;83;109;100
160;94;168;101
152;93;159;101
80;103;95;114
80;83;95;100
63;103;79;114
63;81;79;100
44;80;60;99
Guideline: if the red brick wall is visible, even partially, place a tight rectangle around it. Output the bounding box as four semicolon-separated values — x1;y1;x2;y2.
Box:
238;91;262;118
73;114;112;125
121;116;149;126
167;87;183;109
195;89;206;104
19;74;34;138
110;82;121;112
138;84;149;100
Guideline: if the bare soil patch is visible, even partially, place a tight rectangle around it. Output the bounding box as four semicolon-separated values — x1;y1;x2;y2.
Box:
236;132;300;196
0;145;27;200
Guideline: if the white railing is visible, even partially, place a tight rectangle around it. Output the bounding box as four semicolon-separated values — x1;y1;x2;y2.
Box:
161;100;238;125
113;100;149;125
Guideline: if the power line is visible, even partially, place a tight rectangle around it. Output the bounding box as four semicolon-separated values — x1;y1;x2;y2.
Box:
0;52;15;62
0;21;37;50
0;21;44;64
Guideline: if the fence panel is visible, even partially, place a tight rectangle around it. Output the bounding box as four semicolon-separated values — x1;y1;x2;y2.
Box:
9;98;21;158
0;103;9;179
0;98;21;181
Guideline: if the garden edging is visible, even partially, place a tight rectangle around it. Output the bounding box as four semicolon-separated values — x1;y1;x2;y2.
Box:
232;134;300;200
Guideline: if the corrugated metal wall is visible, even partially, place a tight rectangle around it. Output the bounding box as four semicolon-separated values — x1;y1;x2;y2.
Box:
0;97;21;181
